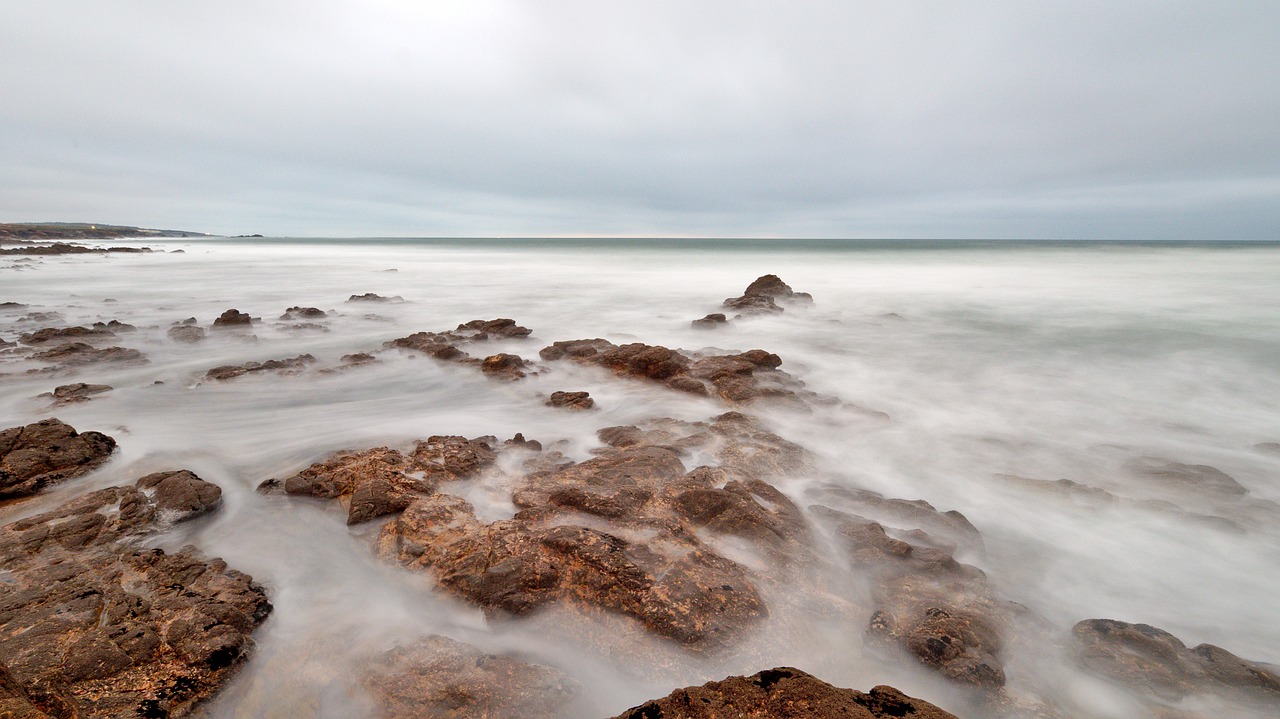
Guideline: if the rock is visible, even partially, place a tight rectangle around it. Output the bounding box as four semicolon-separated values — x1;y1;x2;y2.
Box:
0;471;271;718
481;353;527;380
1127;459;1249;496
347;293;403;303
203;354;316;381
1073;619;1280;705
691;312;728;329
362;635;577;719
30;343;146;366
91;320;135;332
538;339;805;404
815;505;1005;688
18;326;116;345
279;306;327;320
609;667;958;719
50;382;113;405
546;390;594;410
454;318;533;340
211;309;255;328
0;419;117;500
1254;442;1280;457
167;324;206;343
720;275;813;316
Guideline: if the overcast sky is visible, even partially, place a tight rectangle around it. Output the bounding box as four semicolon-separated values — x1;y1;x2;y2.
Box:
2;1;1277;238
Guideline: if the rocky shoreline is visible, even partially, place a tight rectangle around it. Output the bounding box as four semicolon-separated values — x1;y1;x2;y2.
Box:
3;268;1278;718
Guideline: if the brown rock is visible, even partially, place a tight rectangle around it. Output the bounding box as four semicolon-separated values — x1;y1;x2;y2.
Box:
49;382;113;405
1127;458;1249;496
609;667;958;719
91;320;135;332
211;309;255;327
347;293;403;303
362;635;577;719
167;324;206;343
0;419;117;500
30;342;146;365
546;390;594;410
18;326;116;345
481;353;527;380
720;274;813;315
203;354;316;381
691;313;728;329
280;306;327;320
1073;619;1280;705
0;471;271;718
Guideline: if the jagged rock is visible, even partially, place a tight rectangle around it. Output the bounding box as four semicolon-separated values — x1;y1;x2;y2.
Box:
30;343;145;366
546;390;594;410
0;471;271;718
18;326;115;345
0;419;117;500
609;666;957;719
1073;619;1280;705
203;354;316;381
691;312;728;329
385;319;532;366
49;382;113;405
347;293;403;303
260;437;496;525
167;324;206;343
362;635;577;719
815;505;1004;688
279;306;327;320
212;308;256;327
454;318;533;340
720;275;814;316
539;340;802;404
481;353;527;380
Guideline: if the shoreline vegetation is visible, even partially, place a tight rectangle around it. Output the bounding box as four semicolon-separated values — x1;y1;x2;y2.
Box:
0;223;209;241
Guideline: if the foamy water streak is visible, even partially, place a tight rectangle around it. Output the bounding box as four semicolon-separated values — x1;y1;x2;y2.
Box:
2;238;1278;717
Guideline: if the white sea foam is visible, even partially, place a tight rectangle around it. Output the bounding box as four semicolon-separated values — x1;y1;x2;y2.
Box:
2;238;1278;717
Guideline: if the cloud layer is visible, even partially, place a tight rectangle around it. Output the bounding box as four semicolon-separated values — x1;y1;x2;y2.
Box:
3;1;1278;238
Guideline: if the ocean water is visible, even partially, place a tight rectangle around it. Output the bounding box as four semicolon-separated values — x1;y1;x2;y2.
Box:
2;238;1278;717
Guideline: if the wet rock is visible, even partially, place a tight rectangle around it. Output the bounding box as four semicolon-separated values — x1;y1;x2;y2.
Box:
609;666;958;719
385;319;532;367
49;382;113;405
347;293;403;303
816;505;1005;688
1073;619;1280;705
18;326;116;345
0;419;117;500
203;354;316;381
546;390;594;410
91;320;136;332
262;436;497;525
167;324;206;343
279;306;327;320
362;635;577;719
539;339;804;404
0;471;271;718
454;318;533;340
505;433;543;452
212;308;255;328
1127;458;1248;496
481;353;527;380
721;274;814;316
691;313;728;329
30;343;146;366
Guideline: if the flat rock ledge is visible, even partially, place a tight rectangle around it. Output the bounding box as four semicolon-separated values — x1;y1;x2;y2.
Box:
609;666;957;719
0;470;272;718
0;419;117;501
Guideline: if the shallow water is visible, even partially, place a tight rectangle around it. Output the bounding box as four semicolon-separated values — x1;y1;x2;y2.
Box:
2;238;1279;717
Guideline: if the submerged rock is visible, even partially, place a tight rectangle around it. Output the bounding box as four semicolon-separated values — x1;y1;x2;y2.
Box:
203;354;316;381
30;342;146;366
1126;458;1249;496
545;390;594;410
167;324;206;343
362;635;578;719
0;419;117;500
18;326;116;345
279;306;327;320
385;319;532;367
1073;619;1280;706
609;666;957;719
347;293;403;303
691;312;728;329
0;471;271;717
48;382;113;405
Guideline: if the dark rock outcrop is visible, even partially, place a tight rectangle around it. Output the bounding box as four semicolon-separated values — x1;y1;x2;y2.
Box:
279;306;327;320
546;390;594;410
30;343;145;366
48;383;113;405
481;353;527;380
18;326;116;345
721;275;813;316
0;471;271;718
347;293;403;303
384;319;532;368
0;419;117;500
211;309;254;328
1073;619;1280;705
691;312;727;329
203;354;316;381
609;667;957;719
167;325;206;343
539;340;800;404
362;635;577;719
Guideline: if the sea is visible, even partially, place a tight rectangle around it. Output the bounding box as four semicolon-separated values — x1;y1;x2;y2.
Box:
2;237;1278;718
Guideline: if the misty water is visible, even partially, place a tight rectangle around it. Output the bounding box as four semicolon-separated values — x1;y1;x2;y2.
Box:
3;238;1279;718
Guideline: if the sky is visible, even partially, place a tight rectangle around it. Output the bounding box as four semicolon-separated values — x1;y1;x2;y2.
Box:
1;1;1278;239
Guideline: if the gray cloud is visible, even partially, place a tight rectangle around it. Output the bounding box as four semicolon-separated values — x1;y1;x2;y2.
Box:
2;1;1278;238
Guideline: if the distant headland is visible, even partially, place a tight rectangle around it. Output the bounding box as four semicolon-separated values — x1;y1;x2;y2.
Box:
0;222;210;240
